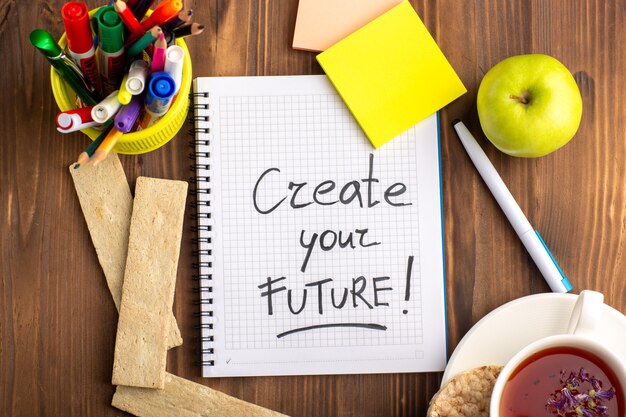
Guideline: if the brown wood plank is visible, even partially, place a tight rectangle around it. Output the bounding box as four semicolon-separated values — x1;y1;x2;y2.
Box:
1;0;624;416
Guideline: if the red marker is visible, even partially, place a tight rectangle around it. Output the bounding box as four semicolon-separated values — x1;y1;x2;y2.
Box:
56;106;100;133
62;2;101;95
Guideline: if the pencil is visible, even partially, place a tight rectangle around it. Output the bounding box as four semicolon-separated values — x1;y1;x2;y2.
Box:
125;26;162;58
151;32;168;72
171;22;205;39
161;9;193;31
114;0;145;42
91;126;124;167
73;122;114;169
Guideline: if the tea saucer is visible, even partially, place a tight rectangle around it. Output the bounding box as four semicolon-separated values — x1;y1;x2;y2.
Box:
441;293;626;386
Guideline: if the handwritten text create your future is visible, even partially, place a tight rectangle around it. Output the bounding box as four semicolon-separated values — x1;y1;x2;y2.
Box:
252;153;417;338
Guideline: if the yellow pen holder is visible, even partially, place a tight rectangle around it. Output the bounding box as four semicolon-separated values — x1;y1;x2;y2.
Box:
50;9;192;155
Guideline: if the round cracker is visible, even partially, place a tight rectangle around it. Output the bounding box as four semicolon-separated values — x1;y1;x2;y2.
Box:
427;365;503;417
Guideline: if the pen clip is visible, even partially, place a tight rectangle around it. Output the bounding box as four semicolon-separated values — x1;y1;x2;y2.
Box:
56;51;96;94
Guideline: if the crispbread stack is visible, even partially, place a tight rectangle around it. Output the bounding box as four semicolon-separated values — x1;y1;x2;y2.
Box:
70;155;182;349
427;365;502;417
71;155;287;416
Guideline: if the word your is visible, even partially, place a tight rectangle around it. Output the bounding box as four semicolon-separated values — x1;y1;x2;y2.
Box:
253;153;412;214
299;228;380;272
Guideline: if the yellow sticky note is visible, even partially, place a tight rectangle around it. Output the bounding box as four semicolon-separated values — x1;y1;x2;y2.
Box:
317;1;466;148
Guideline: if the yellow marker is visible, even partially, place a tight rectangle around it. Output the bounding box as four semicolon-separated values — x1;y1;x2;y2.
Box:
117;74;132;105
91;126;123;166
317;1;466;148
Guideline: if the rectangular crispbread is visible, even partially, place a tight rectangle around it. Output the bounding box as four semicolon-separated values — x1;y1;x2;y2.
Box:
112;372;288;417
111;177;188;388
70;155;182;349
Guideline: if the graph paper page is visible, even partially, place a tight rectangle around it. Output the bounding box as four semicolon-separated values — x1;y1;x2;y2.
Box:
193;75;446;377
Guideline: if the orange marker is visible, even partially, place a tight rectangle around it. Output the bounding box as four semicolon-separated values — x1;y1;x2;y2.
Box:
140;0;183;31
91;126;124;166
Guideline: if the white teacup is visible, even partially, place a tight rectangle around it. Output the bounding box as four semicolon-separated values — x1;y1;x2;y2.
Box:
490;290;626;417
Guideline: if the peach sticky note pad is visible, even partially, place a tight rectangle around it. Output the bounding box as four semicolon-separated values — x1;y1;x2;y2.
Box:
292;0;402;52
317;1;467;148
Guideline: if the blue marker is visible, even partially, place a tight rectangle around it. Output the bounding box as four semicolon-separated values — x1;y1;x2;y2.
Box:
139;72;175;129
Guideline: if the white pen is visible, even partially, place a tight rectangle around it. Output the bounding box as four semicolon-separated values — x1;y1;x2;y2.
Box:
452;120;572;293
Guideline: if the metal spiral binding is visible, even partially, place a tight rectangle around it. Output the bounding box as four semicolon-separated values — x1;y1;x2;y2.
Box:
189;89;215;368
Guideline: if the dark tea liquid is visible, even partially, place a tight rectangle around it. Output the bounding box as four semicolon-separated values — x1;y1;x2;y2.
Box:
500;346;624;417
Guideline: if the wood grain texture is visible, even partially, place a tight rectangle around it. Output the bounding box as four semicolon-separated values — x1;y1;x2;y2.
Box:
1;1;624;416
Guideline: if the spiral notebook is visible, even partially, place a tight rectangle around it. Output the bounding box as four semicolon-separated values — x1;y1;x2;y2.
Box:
191;75;446;377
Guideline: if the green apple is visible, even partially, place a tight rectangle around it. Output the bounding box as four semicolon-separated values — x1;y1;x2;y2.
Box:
477;54;582;157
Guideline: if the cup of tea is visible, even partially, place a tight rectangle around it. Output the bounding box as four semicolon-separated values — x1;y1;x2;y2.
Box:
490;290;626;417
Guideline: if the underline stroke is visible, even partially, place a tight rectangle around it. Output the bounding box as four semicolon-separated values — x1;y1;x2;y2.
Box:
276;323;388;338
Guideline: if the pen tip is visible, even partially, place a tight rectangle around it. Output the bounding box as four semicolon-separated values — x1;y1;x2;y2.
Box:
451;119;462;127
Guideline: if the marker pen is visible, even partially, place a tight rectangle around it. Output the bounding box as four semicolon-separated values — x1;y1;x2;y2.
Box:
92;90;123;124
118;74;132;105
114;94;143;133
151;32;167;72
97;6;125;96
62;2;101;95
126;60;149;95
164;45;184;94
140;0;183;31
29;29;100;106
57;106;99;133
138;71;175;129
125;26;162;58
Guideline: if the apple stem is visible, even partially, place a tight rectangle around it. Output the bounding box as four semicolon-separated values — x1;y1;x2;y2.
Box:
510;94;529;105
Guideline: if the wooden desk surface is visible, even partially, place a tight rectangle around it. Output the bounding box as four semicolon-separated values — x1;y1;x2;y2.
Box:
1;1;624;416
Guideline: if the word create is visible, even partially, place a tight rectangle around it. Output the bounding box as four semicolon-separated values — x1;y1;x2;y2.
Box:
253;153;411;214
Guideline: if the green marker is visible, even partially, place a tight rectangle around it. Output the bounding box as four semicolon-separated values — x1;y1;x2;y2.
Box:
97;6;125;96
126;26;163;58
29;29;101;106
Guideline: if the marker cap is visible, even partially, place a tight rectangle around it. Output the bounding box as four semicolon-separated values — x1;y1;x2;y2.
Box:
150;72;175;100
98;6;124;53
146;72;175;115
114;94;143;133
62;2;92;54
126;60;149;94
164;45;184;93
118;75;133;105
57;113;77;129
58;106;95;124
92;90;122;123
29;29;63;57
